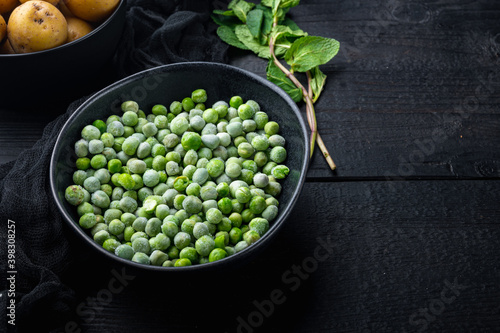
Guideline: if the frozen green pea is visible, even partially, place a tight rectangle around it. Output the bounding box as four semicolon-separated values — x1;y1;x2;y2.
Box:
253;111;268;129
217;197;232;215
201;123;217;135
182;195;202;214
100;184;113;197
262;204;279;221
269;134;286;147
123;126;135;138
192;89;207;103
181;218;196;236
150;156;166;172
149;250;169;266
216;132;231;147
229;96;243;108
121;101;139;113
172;176;189;192
94;169;110;184
156;128;170;143
90;154;107;169
103;208;122;224
253;173;269;188
92;119;106;134
181;132;202;151
182;165;197;180
251;135;269;151
107;121;125;137
201;134;220;150
174;232;191;250
91;190;110;208
173;194;186;210
122;111;138;126
265;181;282;196
195;235;215;257
120;213;136;227
200;186;218;201
142;169;159;187
212;146;228;161
254;152;267;167
246;99;260;112
119;196;137;213
229;226;243;245
74;139;89;157
208;248;227;262
145;218;162;237
270;146;287;163
262;162;278;175
122;136;140;156
135;142;150;159
226;146;238;158
217;217;232;232
226;122;243;138
162;189;179;206
162;219;179;237
202;108;218;124
264;121;279;136
162;134;178;149
175;210;189;224
94;230;110;245
91;223;108;237
183;150;198;167
182;97;195;111
122;190;138;201
237;104;255;120
81;125;101;141
196;158;209;169
115;244;134;260
185;182;201;197
113;137;125;152
79;213;97;229
154;115;168;129
103;238;121;253
108;159;122;174
108;219;125;235
235;186;252;204
226;106;238;120
237;142;254;159
118;173;135;190
214;104;228;118
242;119;257;133
234;136;247;148
102;147;117;161
149;233;171;252
138;187;153;202
206;208;223;224
193;222;210;239
216;120;227;133
271;165;290;179
132;252;150;265
189;109;204;119
190;115;206;132
215;231;229;248
73;170;87;186
215;181;229;197
249;196;267;215
169;101;182;115
166;161;180;176
130;174;143;190
153;183;169;196
206;158;224;178
223;164;240;180
244;229;260;245
132;217;147;232
142;122;158;138
170;116;189;135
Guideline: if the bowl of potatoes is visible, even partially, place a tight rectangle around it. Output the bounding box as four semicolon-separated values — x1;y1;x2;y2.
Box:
0;0;126;109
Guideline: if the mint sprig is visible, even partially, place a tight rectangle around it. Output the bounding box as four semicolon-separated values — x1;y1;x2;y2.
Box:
213;0;338;170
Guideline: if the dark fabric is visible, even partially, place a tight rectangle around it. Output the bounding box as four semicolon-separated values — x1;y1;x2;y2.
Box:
0;1;228;332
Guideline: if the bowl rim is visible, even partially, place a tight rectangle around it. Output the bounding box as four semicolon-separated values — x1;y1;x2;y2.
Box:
0;0;126;57
50;61;310;272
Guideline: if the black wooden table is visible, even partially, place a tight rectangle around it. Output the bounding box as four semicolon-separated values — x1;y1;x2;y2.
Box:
2;1;500;332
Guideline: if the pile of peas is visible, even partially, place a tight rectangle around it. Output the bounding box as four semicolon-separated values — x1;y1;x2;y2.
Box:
64;89;290;267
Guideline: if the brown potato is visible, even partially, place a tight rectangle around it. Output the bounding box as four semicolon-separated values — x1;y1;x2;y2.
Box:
8;1;67;53
66;16;92;43
0;0;18;15
0;14;5;42
64;0;118;23
57;0;72;17
20;0;59;5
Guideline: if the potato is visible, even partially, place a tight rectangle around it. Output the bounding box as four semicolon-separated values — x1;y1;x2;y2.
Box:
20;0;60;5
66;16;92;43
8;1;67;53
0;14;5;41
0;38;15;53
64;0;119;23
57;0;72;17
0;0;18;15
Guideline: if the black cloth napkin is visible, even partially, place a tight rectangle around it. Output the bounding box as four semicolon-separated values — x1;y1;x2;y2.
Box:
0;0;228;332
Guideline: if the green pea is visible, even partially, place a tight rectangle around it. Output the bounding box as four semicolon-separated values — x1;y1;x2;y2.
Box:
174;258;192;267
170;116;189;135
206;158;224;178
208;248;227;262
195;235;215;256
217;197;233;215
150;250;169;266
264;121;280;136
174;232;191;250
162;221;179;239
79;213;97;229
271;165;290;179
74;139;89;157
229;96;243;109
132;252;151;265
182;97;195;111
103;238;121;253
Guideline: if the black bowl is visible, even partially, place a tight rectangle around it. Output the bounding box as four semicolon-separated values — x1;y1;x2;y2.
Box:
50;62;309;273
0;0;126;110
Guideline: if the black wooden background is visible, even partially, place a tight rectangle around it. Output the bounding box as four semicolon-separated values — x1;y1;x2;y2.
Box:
1;0;500;332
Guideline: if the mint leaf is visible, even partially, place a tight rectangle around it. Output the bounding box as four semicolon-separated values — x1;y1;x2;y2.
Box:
279;0;300;9
213;9;236;16
282;17;302;32
261;0;273;6
309;66;327;102
271;24;307;41
235;25;271;58
266;60;303;102
228;0;255;23
217;26;250;50
284;36;340;72
247;9;264;38
212;13;242;29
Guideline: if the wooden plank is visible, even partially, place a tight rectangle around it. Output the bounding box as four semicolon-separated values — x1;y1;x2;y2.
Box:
64;180;500;333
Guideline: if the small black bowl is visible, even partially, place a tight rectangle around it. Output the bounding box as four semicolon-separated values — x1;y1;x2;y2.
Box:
50;62;309;273
0;0;126;110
